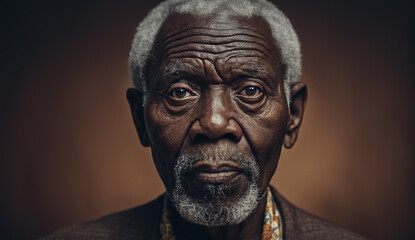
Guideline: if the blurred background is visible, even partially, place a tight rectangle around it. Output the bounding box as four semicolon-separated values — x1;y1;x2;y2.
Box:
1;0;414;239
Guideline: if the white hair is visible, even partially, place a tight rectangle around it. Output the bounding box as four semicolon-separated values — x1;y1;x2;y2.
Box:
129;0;301;105
170;152;260;227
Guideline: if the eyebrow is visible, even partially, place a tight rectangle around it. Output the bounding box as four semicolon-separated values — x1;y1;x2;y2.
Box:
161;61;274;86
162;61;192;79
238;62;276;87
240;63;268;74
239;63;274;82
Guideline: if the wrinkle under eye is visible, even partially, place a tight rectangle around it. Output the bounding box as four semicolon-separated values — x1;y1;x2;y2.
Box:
235;84;266;109
165;84;198;111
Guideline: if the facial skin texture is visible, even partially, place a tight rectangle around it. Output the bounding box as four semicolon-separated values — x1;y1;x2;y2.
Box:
128;11;307;240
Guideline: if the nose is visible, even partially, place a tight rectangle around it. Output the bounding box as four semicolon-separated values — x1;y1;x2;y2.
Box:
189;91;243;142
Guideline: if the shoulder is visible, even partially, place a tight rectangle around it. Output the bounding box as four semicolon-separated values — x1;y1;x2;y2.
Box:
40;194;164;240
270;187;368;240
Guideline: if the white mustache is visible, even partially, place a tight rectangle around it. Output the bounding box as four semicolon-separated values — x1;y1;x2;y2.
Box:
175;151;259;182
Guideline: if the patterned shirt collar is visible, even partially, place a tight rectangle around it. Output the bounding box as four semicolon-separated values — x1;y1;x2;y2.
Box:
160;187;283;240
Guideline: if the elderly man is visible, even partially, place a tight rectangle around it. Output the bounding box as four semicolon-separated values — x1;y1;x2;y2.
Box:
44;0;367;239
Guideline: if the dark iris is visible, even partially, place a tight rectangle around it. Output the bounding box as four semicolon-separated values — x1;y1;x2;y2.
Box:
172;88;188;98
244;86;258;96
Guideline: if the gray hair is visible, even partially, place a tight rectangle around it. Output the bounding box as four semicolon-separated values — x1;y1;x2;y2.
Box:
170;152;260;226
129;0;301;105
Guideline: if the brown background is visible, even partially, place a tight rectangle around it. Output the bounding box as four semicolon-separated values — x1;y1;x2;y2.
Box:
1;0;414;239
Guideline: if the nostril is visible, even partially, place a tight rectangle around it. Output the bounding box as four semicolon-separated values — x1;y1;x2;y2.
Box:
222;133;238;142
193;134;211;144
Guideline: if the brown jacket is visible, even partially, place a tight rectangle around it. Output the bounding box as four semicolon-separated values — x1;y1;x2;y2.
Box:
42;187;367;239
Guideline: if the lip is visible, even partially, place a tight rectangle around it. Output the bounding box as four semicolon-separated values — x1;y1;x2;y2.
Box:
190;161;243;184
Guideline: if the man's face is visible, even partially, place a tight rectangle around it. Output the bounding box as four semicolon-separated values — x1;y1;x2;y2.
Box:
130;12;292;225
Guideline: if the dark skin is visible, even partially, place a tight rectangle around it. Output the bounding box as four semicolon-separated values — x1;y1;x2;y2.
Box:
127;12;307;240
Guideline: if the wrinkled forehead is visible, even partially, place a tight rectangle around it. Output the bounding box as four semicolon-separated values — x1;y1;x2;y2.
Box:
150;12;283;79
156;12;279;51
160;11;272;34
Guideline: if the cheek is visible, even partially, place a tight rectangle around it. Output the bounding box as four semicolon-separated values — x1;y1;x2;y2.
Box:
145;103;190;150
243;102;288;189
144;103;191;188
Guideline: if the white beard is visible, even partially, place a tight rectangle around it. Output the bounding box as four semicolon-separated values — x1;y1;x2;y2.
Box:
170;152;260;227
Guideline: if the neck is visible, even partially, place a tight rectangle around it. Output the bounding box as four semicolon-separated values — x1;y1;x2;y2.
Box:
168;193;267;240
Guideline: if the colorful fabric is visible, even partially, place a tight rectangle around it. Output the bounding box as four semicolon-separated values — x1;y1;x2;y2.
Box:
160;187;283;239
262;187;283;240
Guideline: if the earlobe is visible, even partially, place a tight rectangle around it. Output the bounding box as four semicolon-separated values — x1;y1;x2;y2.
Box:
283;81;307;149
126;88;151;147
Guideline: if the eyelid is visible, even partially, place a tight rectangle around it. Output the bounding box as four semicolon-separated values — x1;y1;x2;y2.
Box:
169;88;191;99
166;81;197;95
236;80;266;93
165;81;200;108
237;86;263;99
233;80;267;107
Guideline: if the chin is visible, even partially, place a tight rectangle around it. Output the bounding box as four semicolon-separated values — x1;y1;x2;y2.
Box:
169;152;261;227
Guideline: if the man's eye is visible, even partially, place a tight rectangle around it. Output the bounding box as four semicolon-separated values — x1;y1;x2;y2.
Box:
241;86;262;97
169;87;191;99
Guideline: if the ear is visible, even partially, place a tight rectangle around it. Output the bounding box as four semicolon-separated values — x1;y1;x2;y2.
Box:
126;88;151;147
284;81;308;149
